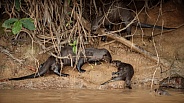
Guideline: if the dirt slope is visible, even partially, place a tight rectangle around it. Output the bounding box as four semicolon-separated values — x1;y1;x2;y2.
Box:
0;1;184;90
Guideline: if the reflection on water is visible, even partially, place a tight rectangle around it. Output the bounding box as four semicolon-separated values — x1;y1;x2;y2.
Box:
0;88;184;103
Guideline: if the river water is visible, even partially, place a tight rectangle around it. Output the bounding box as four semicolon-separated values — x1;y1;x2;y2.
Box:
0;88;184;103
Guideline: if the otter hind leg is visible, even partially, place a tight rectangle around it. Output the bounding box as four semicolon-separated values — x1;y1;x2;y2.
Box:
76;58;86;73
53;69;69;77
52;63;69;77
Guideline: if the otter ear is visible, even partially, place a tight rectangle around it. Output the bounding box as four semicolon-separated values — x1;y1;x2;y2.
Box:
115;62;118;66
111;60;115;65
113;61;119;66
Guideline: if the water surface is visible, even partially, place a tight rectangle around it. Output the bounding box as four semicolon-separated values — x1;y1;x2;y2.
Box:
0;88;184;103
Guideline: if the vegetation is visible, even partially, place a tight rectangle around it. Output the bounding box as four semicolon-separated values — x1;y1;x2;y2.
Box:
1;0;92;55
2;18;35;34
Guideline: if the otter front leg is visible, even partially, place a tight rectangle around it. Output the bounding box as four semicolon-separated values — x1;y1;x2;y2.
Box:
101;76;123;85
125;76;132;89
51;63;69;77
76;58;86;73
125;22;132;40
112;70;126;76
89;61;101;65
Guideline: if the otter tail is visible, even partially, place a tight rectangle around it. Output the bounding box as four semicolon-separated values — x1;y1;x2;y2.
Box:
136;22;175;30
8;73;43;80
8;56;55;80
8;65;48;80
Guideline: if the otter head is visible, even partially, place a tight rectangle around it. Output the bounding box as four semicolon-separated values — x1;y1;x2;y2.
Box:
91;16;104;33
111;60;122;67
101;49;112;63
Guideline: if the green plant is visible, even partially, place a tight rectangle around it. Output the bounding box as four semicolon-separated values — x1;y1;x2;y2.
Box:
15;0;21;11
69;40;77;54
2;18;35;34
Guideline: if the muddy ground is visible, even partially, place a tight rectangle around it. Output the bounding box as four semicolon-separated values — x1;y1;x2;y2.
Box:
0;1;184;90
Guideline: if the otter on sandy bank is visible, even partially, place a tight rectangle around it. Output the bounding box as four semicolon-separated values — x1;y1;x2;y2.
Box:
8;46;112;80
91;1;175;40
101;60;134;89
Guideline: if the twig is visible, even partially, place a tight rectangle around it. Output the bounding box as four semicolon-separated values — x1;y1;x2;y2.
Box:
0;45;24;64
150;1;163;90
100;40;116;46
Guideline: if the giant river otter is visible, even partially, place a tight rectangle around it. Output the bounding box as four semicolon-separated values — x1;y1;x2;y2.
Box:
154;88;171;96
9;46;112;80
91;1;175;40
101;60;134;89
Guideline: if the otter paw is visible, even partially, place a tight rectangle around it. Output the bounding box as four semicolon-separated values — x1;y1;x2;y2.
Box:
79;69;86;73
63;74;70;77
112;72;116;75
126;86;132;89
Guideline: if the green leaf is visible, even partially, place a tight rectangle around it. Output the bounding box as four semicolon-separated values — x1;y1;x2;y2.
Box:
2;18;18;28
12;21;22;34
72;46;77;54
15;0;21;11
68;12;71;15
69;40;77;53
66;20;73;27
69;40;76;46
20;18;35;30
68;0;71;5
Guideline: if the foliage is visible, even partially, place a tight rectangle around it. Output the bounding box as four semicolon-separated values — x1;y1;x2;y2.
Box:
69;40;77;54
2;18;35;34
2;0;93;55
15;0;21;11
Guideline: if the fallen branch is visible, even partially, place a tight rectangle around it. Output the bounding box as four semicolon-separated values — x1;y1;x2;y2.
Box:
96;28;171;68
0;45;24;64
104;30;184;76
